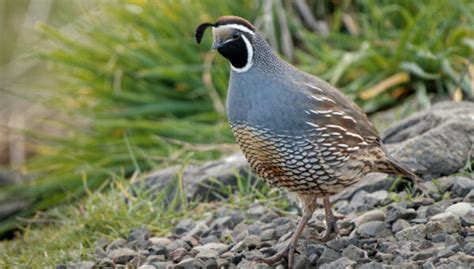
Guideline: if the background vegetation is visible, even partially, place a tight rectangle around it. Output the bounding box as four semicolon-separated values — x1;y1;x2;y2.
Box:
1;0;474;265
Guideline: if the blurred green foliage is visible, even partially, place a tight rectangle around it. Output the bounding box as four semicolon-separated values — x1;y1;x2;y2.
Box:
1;0;473;235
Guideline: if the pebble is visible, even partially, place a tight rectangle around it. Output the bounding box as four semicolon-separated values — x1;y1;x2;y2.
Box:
59;178;474;269
395;224;426;242
386;204;417;223
342;244;367;261
445;202;472;217
426;212;461;239
451;176;474;197
357;221;390;238
109;248;137;265
320;257;356;269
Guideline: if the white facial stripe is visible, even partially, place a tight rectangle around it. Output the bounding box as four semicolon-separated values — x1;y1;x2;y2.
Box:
214;24;255;35
231;35;253;73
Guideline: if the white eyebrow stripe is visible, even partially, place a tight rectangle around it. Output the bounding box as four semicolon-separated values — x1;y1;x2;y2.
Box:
214;24;256;35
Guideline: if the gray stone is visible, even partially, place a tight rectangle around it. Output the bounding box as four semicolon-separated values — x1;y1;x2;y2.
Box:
386;204;417;223
259;212;279;223
128;227;150;242
247;204;266;218
395;224;426;242
383;101;474;178
359;261;384;269
463;242;474;255
109;248;137;265
169;247;188;263
260;229;276;241
146;254;166;263
199;235;220;244
293;254;311;269
231;235;261;252
463;189;474;202
167;239;190;252
317;247;342;266
392;219;411;233
68;261;94;269
451;176;474;197
461;210;474;226
357;221;390;238
147;245;167;257
106;238;127;252
174;219;195;236
138;265;155;269
174;257;204;269
147;262;171;269
412;248;437;261
148;237;172;247
320;257;356;269
426;212;461;239
352;209;385;227
194;243;228;254
342;244;367;261
365;190;390;207
445;202;472;217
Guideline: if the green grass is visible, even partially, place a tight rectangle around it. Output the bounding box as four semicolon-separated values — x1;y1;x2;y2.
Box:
0;172;288;267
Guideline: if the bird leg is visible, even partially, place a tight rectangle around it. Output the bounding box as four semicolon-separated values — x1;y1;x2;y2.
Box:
310;195;339;242
252;204;315;268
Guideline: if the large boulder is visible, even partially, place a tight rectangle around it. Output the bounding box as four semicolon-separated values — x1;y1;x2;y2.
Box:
382;101;474;178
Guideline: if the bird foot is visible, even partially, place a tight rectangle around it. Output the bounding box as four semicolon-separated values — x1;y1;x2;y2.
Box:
251;243;297;268
310;215;339;242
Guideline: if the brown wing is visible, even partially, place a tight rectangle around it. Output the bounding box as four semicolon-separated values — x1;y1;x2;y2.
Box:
301;77;381;149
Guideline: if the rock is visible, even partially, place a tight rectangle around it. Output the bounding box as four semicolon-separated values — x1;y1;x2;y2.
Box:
194;243;228;254
128;227;150;242
395;224;426;242
211;215;243;230
412;248;437;261
260;229;276;241
147;245;167;257
317;247;342;266
357;221;390;238
200;235;220;244
138;265;155;269
138;153;254;205
426;212;461;239
359;261;384;269
342;244;367;261
247;204;266;219
445;202;472;217
392;219;411;233
451;176;474;197
463;242;474;255
259;212;279;223
231;235;261;252
464;189;474;203
167;239;190;252
174;257;204;269
382;101;474;178
169;247;188;263
67;261;95;269
386;204;417;223
365;190;390;207
174;219;195;236
106;238;127;252
461;210;474;226
109;248;137;265
320;257;356;269
352;209;385;227
148;237;172;247
146;254;166;263
293;254;311;269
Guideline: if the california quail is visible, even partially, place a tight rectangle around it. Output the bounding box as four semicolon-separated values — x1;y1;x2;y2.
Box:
195;16;425;268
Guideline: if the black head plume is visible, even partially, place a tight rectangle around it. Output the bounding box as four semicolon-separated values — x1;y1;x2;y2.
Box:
195;22;215;44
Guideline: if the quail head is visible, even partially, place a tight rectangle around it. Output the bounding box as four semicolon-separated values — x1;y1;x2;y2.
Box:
195;16;425;268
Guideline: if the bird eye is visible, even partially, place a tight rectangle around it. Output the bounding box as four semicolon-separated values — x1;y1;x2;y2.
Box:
232;32;240;39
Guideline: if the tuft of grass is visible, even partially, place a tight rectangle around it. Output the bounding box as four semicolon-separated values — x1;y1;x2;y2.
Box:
0;171;289;267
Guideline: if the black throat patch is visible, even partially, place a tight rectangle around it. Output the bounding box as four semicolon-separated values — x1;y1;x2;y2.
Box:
217;36;248;69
